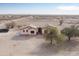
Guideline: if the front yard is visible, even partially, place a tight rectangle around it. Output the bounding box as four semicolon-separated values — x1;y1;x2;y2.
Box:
0;30;79;56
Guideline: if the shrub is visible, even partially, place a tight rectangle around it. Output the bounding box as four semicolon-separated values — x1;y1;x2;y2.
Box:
61;25;79;41
5;21;15;29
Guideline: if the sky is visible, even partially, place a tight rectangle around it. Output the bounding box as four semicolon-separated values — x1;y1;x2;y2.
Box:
0;3;79;14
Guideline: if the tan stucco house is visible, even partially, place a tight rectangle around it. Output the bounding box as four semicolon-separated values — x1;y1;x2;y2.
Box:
18;25;38;35
18;24;59;36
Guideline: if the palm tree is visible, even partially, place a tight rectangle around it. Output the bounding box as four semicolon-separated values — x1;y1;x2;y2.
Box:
61;25;79;41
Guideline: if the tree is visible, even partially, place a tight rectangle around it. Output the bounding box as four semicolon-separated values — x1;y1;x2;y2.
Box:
61;25;79;41
44;25;64;45
59;19;64;26
58;17;64;26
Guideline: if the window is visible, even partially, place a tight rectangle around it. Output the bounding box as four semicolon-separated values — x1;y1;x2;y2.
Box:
31;31;34;34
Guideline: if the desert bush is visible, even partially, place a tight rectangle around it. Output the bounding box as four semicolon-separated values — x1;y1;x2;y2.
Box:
16;25;22;29
5;21;15;29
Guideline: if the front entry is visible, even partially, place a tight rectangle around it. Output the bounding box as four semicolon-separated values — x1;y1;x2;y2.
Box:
37;27;42;34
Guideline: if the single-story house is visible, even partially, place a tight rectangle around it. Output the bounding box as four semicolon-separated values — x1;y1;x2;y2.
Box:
18;24;59;36
18;25;38;35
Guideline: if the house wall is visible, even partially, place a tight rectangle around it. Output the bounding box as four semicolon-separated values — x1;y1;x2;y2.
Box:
42;29;46;34
20;29;29;35
28;28;37;35
19;28;38;35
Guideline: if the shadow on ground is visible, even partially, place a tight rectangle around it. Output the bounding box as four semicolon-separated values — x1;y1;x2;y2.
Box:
11;35;79;56
31;39;79;56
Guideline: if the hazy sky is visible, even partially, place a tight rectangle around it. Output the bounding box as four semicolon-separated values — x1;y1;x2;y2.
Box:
0;3;79;14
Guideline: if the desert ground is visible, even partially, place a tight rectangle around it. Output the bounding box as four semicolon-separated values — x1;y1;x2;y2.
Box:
0;29;79;56
0;15;79;56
